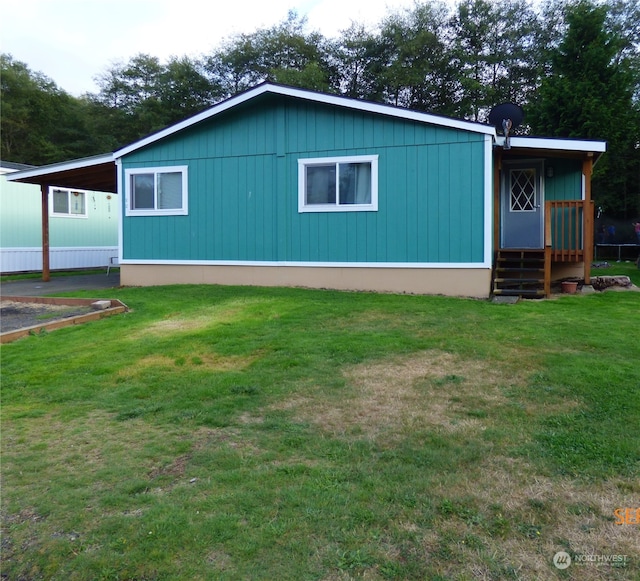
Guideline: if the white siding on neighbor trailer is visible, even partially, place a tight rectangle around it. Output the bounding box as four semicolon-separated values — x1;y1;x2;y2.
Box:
0;246;118;273
0;172;118;272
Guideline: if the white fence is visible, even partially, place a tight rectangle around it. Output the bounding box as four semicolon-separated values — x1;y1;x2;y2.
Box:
0;247;118;273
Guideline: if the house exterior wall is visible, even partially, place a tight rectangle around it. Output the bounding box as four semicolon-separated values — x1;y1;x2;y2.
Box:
120;97;489;279
543;158;583;202
0;173;118;272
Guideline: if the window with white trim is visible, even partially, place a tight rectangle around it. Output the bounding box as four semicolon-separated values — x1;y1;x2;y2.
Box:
298;155;378;212
50;188;87;218
125;166;188;216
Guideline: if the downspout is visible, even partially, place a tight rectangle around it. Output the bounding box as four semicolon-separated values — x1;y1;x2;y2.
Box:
40;183;50;282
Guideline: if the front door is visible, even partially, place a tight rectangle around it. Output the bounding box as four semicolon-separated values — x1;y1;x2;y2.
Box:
501;161;544;248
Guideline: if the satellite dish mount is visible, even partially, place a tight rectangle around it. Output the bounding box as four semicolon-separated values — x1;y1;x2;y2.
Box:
488;103;524;150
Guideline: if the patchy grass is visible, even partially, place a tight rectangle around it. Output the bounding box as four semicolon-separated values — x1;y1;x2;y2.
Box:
1;283;639;580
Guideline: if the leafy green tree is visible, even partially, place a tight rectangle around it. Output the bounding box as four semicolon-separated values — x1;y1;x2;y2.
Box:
377;2;455;113
529;0;640;218
330;23;386;101
448;0;541;121
1;54;101;164
157;56;223;123
91;53;218;147
204;34;264;95
204;11;332;95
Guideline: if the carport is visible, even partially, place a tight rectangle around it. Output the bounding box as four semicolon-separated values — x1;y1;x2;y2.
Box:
5;154;117;281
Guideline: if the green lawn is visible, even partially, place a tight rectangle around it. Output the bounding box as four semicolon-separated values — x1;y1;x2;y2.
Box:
1;272;639;580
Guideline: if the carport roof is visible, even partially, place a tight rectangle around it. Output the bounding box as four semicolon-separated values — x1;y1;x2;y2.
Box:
4;153;116;193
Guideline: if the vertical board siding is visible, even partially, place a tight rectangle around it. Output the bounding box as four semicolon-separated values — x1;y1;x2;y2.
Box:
122;96;486;264
544;158;582;201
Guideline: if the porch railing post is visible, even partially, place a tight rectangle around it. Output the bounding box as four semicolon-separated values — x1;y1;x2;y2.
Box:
544;202;552;297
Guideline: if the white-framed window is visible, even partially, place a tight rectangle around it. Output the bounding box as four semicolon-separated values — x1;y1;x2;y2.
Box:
50;187;88;218
298;155;378;213
125;166;188;216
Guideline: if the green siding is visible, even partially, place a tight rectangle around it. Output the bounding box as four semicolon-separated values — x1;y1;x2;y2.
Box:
0;178;41;246
121;96;486;264
544;158;583;201
0;176;117;248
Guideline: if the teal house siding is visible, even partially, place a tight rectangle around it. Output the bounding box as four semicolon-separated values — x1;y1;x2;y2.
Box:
543;158;583;201
121;93;488;265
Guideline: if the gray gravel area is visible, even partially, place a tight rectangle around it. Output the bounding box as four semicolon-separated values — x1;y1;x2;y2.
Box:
0;301;95;333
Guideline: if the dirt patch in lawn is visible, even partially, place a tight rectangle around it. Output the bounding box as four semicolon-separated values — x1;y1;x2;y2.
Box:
273;350;578;439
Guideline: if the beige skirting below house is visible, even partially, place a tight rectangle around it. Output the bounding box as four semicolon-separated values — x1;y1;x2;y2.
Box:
120;264;494;298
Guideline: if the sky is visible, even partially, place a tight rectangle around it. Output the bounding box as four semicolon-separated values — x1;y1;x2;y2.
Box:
1;0;423;96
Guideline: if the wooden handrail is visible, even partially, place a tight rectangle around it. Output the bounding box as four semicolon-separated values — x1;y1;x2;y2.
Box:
540;199;594;295
546;200;590;262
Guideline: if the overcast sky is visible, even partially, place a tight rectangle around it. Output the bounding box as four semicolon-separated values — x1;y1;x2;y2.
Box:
1;0;423;96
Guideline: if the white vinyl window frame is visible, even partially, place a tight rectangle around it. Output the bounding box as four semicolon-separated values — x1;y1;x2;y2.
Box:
298;154;378;213
125;165;189;216
49;187;88;218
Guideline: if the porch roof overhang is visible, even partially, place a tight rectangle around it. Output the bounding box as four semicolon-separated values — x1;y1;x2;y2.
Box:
494;136;607;161
4;153;117;193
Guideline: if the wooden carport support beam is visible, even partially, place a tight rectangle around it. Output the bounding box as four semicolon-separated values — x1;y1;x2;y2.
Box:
40;183;50;282
582;157;594;286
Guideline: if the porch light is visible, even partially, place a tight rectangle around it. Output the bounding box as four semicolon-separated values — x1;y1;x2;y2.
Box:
547;166;554;178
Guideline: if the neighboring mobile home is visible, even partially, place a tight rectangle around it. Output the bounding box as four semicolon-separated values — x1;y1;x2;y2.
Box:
6;83;606;297
1;161;118;273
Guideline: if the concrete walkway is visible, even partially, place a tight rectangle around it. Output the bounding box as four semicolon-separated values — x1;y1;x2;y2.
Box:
1;272;121;297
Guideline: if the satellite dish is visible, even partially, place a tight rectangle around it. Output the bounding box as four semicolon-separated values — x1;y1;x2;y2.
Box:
488;103;524;150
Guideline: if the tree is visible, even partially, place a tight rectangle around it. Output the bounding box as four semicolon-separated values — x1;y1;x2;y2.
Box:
91;53;219;147
330;23;386;101
1;54;101;164
448;0;541;121
377;2;455;113
204;34;264;95
204;11;333;96
529;0;640;218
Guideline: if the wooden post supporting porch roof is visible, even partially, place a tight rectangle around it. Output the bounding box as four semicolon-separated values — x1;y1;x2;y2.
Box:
582;155;594;286
4;154;117;282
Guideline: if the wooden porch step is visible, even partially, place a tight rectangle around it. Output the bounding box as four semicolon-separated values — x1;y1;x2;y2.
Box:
493;278;544;284
496;266;544;272
493;288;545;297
492;249;547;299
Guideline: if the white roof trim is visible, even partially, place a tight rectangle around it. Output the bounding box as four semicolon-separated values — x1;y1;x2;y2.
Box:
114;83;496;158
4;153;114;182
495;136;606;153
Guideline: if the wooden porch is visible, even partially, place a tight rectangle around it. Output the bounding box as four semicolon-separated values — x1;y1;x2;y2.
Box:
492;199;594;298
